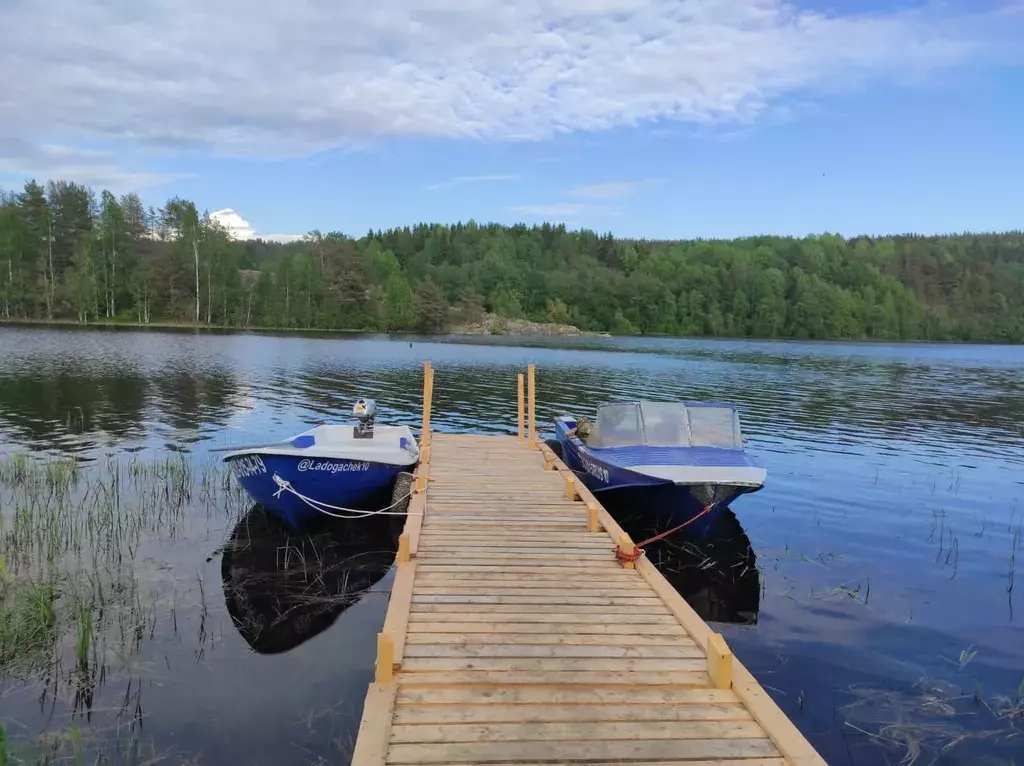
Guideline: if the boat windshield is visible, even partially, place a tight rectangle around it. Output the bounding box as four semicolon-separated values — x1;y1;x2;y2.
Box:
590;403;644;447
590;402;742;449
638;402;689;446
685;405;742;449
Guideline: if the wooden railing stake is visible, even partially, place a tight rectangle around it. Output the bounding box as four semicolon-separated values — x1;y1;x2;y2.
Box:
563;471;578;501
375;632;394;683
517;373;525;440
421;362;434;447
708;632;733;689
619;535;637;569
527;364;536;448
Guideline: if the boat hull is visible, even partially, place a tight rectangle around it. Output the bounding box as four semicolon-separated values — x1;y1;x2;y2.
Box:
553;420;760;535
225;452;408;529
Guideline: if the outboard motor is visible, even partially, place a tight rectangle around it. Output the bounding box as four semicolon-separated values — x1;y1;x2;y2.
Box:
352;398;377;439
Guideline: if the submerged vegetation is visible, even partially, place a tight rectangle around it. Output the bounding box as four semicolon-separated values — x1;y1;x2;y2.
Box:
2;179;1024;341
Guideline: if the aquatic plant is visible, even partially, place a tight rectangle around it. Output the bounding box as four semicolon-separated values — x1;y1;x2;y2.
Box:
0;451;248;762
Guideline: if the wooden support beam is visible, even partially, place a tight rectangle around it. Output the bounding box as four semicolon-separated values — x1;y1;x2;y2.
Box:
350;682;397;766
382;561;417;665
376;633;395;683
397;532;410;563
527;364;536;448
405;492;425;555
587;501;599;533
517;373;525;440
708;632;733;689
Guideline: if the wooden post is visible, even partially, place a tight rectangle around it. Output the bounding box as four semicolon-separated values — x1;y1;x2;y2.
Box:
517;373;525;440
708;632;733;689
397;532;410;563
376;632;394;683
586;501;599;532
421;362;434;447
619;535;637;569
563;471;578;501
527;364;536;448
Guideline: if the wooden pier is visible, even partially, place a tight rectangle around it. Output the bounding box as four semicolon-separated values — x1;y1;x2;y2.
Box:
352;363;825;766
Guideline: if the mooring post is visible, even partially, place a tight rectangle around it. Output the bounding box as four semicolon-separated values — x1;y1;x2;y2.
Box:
421;361;433;447
375;632;395;683
708;632;733;689
517;373;525;440
527;364;536;448
563;471;578;501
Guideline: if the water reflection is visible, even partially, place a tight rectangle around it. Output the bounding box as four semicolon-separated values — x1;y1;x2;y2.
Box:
221;507;400;654
607;497;761;626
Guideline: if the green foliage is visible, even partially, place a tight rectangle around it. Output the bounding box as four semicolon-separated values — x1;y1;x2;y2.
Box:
0;578;58;672
2;179;1024;340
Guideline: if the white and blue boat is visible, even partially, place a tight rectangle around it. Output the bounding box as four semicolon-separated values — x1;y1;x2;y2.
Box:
554;401;765;529
221;400;419;529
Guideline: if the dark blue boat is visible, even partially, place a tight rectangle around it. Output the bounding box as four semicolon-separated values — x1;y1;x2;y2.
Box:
554;401;765;530
222;400;419;529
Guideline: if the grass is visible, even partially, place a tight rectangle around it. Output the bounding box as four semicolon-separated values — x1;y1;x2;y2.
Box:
0;578;57;673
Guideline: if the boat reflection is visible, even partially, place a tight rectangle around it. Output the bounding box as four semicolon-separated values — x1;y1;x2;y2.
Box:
605;498;760;626
220;506;401;653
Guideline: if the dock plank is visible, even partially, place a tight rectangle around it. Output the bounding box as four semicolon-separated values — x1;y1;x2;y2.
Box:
385;738;782;764
392;703;752;725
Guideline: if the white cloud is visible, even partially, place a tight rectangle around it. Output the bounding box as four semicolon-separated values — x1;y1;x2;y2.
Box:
209;209;256;240
0;0;1013;171
567;180;657;199
427;174;522;190
209;209;303;243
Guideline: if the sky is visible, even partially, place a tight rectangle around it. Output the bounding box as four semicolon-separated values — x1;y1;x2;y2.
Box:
0;0;1021;241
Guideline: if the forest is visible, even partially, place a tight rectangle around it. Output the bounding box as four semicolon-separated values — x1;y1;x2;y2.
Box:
1;179;1022;342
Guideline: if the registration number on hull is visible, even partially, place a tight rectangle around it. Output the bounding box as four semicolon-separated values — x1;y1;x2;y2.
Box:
230;455;267;478
577;449;610;483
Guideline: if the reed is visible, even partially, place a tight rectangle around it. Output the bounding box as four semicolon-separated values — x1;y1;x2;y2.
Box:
0;450;248;763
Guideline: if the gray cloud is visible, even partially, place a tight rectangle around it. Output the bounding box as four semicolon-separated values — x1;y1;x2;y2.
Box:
0;140;189;192
0;0;1013;178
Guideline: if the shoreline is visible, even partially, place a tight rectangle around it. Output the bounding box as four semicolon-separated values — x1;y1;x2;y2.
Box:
0;316;1018;346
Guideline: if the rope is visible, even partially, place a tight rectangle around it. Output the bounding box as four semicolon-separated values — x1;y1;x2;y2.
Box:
615;504;714;565
271;474;422;520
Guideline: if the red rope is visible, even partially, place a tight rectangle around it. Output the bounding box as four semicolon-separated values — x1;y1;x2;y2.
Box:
615;504;714;565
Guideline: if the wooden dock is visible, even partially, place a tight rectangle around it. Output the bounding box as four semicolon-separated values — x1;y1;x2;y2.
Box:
352;364;825;766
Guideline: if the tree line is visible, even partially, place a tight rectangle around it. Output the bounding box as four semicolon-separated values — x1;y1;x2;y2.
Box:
1;178;1022;342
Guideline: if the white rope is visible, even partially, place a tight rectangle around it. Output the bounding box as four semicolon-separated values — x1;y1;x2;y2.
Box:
271;473;421;519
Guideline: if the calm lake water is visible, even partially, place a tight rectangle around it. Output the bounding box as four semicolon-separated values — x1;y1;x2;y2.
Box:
0;326;1022;765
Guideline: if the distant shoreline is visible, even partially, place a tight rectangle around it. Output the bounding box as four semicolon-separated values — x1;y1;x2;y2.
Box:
2;316;1019;346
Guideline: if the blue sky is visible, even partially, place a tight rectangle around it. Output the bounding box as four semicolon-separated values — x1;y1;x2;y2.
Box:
1;0;1021;241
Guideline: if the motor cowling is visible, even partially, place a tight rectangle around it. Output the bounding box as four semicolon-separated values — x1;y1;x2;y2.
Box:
353;398;377;439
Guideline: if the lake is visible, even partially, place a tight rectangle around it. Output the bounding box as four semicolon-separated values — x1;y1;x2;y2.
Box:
0;326;1021;765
